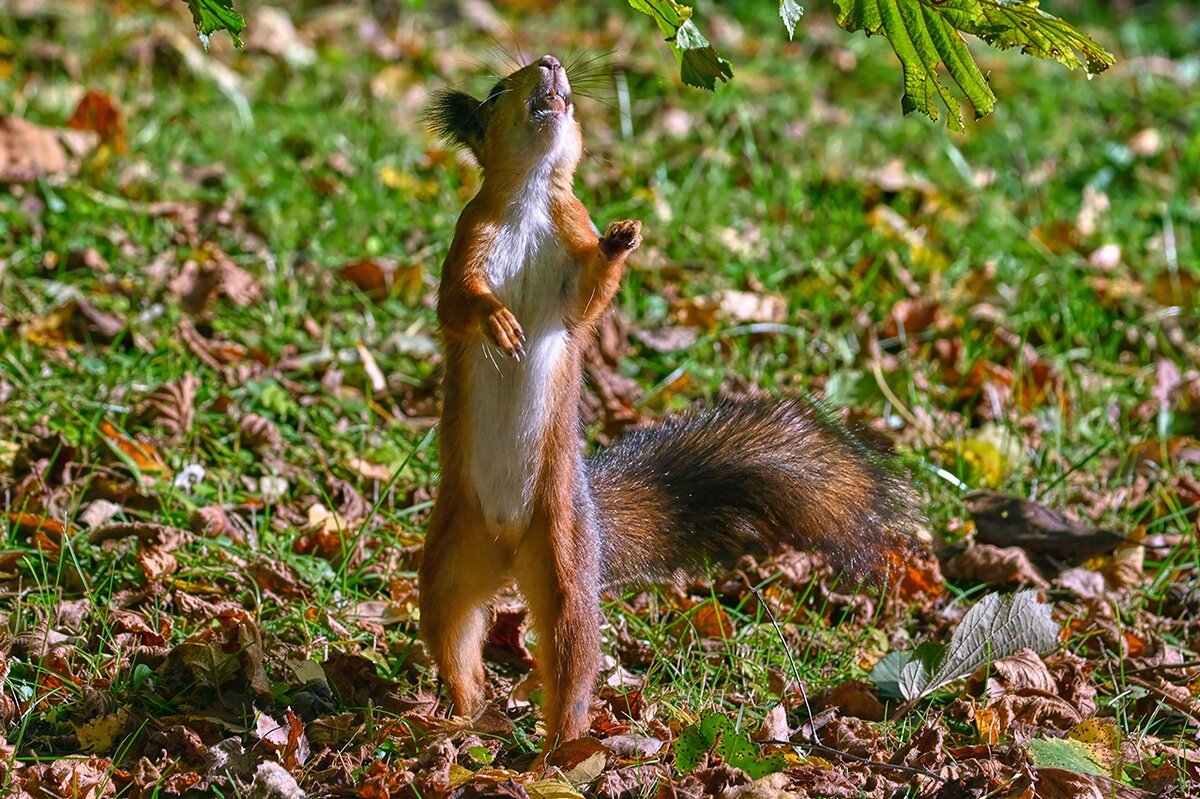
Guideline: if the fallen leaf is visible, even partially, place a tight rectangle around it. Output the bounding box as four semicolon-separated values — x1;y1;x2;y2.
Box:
245;6;316;66
239;413;283;453
943;543;1050;588
99;421;170;477
715;289;787;324
339;258;423;303
485;603;535;667
1033;767;1150;799
67;90;127;154
966;491;1127;566
0;114;98;182
135;373;200;442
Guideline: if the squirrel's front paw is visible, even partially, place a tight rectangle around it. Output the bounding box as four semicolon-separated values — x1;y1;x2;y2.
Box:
599;220;643;259
486;307;526;359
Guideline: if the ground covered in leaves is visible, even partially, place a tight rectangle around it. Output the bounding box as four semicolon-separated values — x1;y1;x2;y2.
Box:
1;1;1198;797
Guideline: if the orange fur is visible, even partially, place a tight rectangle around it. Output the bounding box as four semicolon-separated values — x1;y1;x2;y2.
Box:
418;55;920;753
420;54;639;747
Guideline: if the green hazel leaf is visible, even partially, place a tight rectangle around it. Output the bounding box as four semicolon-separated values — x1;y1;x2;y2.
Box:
183;0;246;49
714;728;757;763
742;753;789;780
934;0;1115;74
831;0;1113;129
869;650;913;698
628;0;691;38
673;726;709;772
699;711;733;743
780;0;804;40
680;44;735;90
628;1;733;91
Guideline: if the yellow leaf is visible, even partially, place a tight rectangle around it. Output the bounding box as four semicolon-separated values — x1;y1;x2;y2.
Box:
378;165;438;198
75;709;129;752
1067;717;1122;776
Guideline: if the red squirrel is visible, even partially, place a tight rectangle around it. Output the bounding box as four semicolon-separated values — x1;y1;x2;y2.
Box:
420;54;922;747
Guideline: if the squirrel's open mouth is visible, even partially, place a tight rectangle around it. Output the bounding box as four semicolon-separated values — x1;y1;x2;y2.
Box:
532;89;572;118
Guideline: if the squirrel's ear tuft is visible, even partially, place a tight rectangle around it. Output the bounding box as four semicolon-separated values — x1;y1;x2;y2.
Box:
425;90;486;157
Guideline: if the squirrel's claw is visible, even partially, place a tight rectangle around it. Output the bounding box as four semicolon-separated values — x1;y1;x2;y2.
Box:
486;307;526;360
599;220;643;259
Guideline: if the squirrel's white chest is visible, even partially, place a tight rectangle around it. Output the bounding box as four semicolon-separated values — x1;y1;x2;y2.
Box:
466;213;574;532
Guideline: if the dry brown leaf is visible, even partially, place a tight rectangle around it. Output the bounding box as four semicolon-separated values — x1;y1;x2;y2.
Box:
89;521;189;550
78;500;122;530
715;289;787;324
189;505;249;543
754;704;792;741
990;689;1083;732
966;492;1126;566
486;602;535;667
135;373;200;442
1100;545;1145;589
632;326;699;353
812;681;885;722
67;90;127;154
689;599;734;640
137;545;178;580
338;258;423;303
169;249;262;315
239;413;283;453
1034;767;1149;799
0;115;98;183
20;297;126;347
245;6;316;66
16;758;117;799
943;543;1050;589
1151;268;1199;308
974;648;1057;698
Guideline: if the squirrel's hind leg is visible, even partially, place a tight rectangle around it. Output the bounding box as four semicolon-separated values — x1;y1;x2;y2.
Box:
515;507;601;746
419;498;508;718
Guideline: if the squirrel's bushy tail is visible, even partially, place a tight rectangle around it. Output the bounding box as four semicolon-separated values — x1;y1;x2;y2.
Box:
587;397;923;587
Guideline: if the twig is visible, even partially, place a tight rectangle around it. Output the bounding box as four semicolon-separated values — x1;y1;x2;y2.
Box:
747;585;820;748
1126;676;1200;729
1122;660;1200;677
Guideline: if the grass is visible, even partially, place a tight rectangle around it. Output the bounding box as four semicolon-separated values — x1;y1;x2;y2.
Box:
1;0;1198;793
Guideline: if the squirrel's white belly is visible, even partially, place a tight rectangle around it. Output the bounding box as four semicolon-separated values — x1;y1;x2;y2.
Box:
466;213;573;533
467;325;569;532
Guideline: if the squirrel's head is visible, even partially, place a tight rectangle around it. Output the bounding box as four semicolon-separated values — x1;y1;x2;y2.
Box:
427;54;583;177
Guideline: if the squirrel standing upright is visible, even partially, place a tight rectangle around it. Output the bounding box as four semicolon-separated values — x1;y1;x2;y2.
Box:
420;54;922;747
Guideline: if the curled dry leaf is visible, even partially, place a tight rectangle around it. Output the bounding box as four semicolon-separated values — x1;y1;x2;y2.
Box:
972;647;1058;698
135;373;200;442
812;680;885;721
161;609;271;699
0;115;98;183
966;491;1127;566
485;602;535;667
245;6;316;67
20;297;126;347
338;257;423;302
89;521;190;550
1034;767;1150;799
943;542;1050;589
239;413;283;453
137;545;178;580
189;504;249;543
169;249;262;315
78;499;123;530
990;689;1083;732
67;90;127;154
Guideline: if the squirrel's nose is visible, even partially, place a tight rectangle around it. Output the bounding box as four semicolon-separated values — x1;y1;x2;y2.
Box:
539;55;561;70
